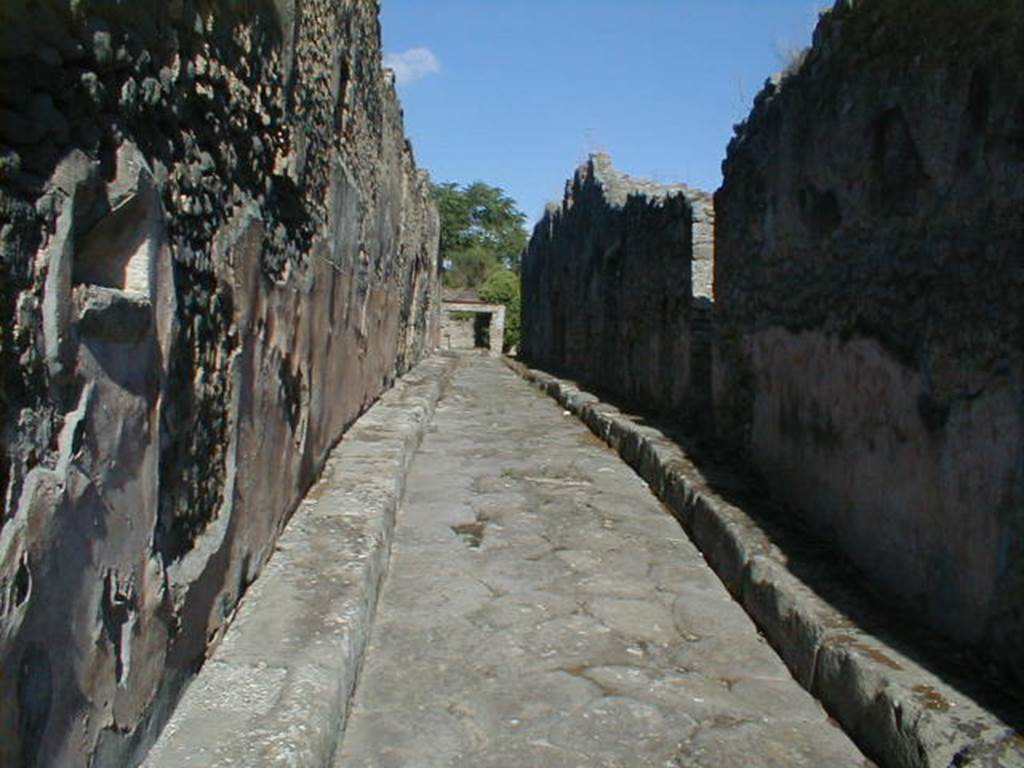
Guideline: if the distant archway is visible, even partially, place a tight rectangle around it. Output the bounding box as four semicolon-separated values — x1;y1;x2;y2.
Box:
441;300;506;355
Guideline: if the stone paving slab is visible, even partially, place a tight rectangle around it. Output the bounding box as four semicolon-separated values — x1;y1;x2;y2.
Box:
509;359;1024;768
338;355;869;767
143;356;456;768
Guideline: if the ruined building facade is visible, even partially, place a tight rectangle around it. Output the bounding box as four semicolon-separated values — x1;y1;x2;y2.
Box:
521;153;714;423
0;1;439;765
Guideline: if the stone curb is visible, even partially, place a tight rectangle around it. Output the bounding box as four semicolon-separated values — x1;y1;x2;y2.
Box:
143;355;457;768
507;358;1024;768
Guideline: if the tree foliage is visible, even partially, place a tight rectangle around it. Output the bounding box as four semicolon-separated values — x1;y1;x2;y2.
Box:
479;268;521;353
432;181;528;288
440;244;496;291
433;181;527;353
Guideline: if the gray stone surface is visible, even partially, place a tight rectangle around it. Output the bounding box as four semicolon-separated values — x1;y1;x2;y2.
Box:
144;355;455;768
338;355;867;767
511;360;1024;768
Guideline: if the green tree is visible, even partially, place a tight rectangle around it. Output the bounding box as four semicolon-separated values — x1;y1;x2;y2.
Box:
479;268;521;353
432;182;473;257
432;181;528;288
442;244;497;291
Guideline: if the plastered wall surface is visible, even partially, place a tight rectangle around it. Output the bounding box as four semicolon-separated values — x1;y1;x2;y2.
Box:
0;1;440;765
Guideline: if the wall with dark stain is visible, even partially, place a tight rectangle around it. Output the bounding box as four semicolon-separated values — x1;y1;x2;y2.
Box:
0;1;440;765
714;0;1023;681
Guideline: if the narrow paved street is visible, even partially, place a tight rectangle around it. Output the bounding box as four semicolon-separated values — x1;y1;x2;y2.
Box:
338;355;868;767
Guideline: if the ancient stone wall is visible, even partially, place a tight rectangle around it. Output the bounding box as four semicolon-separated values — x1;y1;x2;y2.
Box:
714;0;1023;679
521;154;710;419
0;1;439;765
688;190;714;301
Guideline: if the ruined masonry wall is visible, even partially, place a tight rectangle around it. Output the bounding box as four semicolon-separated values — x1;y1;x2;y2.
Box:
521;153;710;419
714;0;1023;679
0;1;440;765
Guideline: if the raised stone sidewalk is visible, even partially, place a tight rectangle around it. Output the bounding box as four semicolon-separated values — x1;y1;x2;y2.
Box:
143;356;456;767
509;359;1024;768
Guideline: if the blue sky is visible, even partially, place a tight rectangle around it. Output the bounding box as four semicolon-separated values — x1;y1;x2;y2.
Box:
381;1;827;224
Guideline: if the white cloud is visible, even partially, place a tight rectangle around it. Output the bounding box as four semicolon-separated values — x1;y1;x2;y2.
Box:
384;48;441;86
